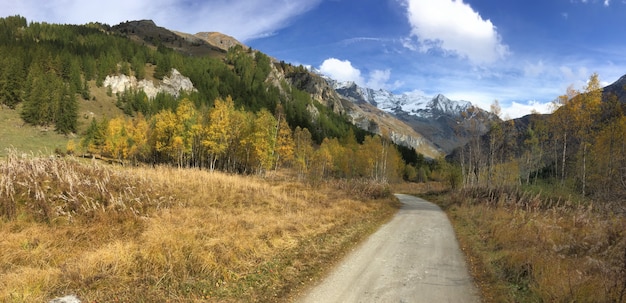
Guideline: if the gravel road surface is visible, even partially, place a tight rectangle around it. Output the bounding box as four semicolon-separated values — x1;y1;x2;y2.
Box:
297;194;481;303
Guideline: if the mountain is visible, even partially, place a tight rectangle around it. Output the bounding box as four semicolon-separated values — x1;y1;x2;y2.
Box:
113;20;235;58
109;19;497;157
277;66;443;158
601;74;626;103
324;78;497;154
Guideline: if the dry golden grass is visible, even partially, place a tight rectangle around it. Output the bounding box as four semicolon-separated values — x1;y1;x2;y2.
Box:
391;181;447;196
0;152;398;302
431;188;626;303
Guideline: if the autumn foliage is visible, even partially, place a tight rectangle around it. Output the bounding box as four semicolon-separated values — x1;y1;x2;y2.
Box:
78;96;404;181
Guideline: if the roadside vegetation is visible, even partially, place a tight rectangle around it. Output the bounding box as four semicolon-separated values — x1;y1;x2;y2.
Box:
417;187;626;303
405;73;626;302
0;150;399;302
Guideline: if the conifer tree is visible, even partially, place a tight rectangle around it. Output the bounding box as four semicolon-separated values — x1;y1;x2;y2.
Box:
0;56;25;109
54;84;78;134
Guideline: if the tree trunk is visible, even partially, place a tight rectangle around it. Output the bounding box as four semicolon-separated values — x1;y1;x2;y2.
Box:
561;133;567;186
582;143;587;197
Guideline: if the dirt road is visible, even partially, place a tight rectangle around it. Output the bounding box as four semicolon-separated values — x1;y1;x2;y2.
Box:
297;194;481;303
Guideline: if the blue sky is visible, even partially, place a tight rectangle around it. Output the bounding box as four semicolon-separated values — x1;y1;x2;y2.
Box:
4;0;626;118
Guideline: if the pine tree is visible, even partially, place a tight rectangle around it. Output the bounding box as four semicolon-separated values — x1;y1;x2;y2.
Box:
54;84;78;134
0;56;25;109
81;118;107;154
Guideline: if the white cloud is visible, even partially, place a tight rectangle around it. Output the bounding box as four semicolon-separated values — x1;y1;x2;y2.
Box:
402;0;509;64
318;58;403;91
366;69;391;89
366;69;404;91
501;100;554;120
1;0;322;41
319;58;365;85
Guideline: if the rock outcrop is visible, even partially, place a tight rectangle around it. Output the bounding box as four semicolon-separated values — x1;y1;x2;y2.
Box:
103;68;196;99
48;295;81;303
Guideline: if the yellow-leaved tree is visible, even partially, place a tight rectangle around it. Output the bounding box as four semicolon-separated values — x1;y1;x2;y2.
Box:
203;96;235;170
293;126;314;179
274;104;295;170
150;109;181;164
174;98;199;167
103;117;129;161
549;85;578;185
589;93;626;198
252;109;277;173
574;73;602;196
228;108;255;172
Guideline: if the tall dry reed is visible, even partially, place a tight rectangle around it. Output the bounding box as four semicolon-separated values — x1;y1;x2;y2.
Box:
443;187;626;302
0;151;397;302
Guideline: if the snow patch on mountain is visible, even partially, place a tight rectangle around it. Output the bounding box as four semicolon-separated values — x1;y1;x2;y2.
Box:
322;76;472;119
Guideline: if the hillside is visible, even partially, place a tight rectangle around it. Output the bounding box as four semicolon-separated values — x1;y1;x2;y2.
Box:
112;20;229;58
110;19;495;158
0;15;498;163
0;16;422;184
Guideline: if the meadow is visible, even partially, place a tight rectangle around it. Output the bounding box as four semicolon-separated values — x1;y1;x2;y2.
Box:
0;151;398;302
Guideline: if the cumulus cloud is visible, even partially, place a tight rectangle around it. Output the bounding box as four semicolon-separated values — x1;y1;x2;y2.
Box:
319;58;365;85
402;0;509;64
1;0;322;41
318;58;403;90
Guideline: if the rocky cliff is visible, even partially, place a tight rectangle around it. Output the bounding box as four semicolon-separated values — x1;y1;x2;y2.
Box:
103;68;196;99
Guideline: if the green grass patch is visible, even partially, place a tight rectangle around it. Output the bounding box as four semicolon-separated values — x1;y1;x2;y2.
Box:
0;106;70;157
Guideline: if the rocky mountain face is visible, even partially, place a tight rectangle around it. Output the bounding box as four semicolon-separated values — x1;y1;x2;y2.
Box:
103;68;197;98
324;78;497;154
278;68;443;158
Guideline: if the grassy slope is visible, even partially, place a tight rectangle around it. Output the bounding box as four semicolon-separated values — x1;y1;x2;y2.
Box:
0;81;123;157
0;106;70;157
0;154;398;302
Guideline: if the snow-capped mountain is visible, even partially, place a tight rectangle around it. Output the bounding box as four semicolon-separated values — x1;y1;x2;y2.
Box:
327;79;472;119
319;76;497;154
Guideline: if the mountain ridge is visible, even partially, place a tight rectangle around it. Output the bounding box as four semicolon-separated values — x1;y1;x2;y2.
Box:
319;75;497;154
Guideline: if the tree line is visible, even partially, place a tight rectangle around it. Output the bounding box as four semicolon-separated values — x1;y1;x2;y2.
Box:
451;73;626;200
74;97;405;182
